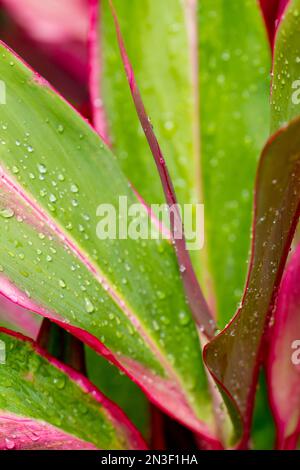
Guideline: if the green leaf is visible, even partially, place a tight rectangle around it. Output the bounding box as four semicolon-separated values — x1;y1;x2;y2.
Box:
204;116;300;446
251;371;275;450
99;0;270;325
0;296;41;338
271;0;300;132
0;41;216;440
0;328;145;449
108;1;216;339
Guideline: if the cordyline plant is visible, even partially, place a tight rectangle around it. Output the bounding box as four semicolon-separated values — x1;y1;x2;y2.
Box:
0;0;300;451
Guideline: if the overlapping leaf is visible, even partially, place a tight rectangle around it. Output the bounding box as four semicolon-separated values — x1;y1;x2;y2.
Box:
0;41;218;441
204;0;300;448
251;372;275;449
1;0;89;109
86;347;150;438
0;328;145;449
197;0;270;325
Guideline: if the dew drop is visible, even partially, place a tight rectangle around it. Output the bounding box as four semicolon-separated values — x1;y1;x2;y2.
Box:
84;297;95;314
0;208;14;218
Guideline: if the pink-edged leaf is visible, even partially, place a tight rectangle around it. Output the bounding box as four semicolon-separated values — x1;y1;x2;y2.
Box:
0;294;41;339
204;117;300;447
109;0;216;339
0;328;146;449
267;243;300;449
0;40;218;443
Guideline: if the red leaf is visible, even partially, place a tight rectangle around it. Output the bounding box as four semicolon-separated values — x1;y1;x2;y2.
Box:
204;118;300;447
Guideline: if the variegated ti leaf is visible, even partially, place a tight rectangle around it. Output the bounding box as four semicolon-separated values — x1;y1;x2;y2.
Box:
0;328;145;449
0;41;218;443
97;0;270;325
1;0;88;44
